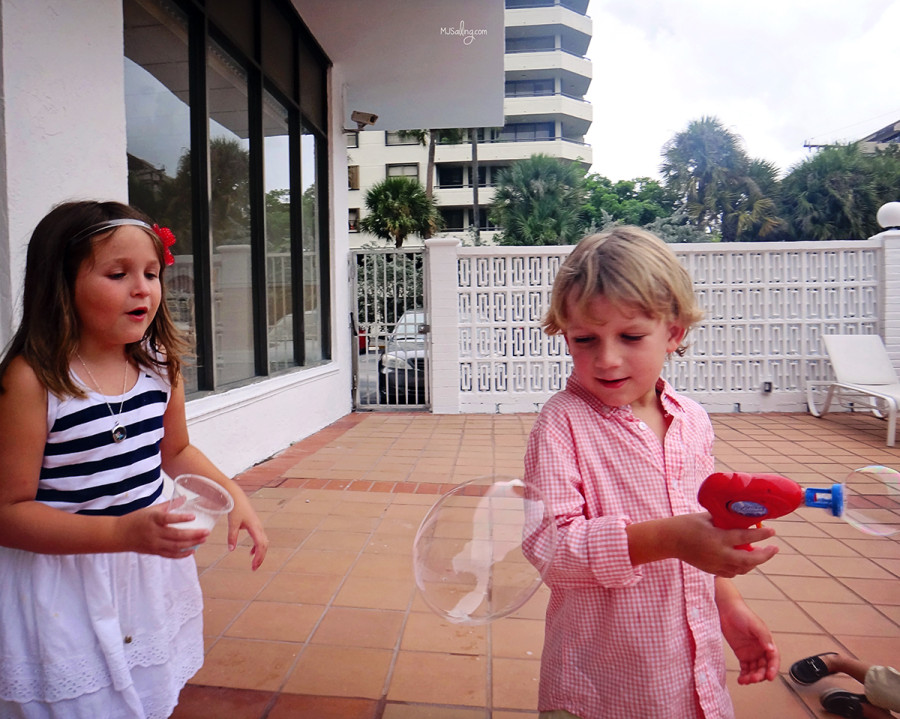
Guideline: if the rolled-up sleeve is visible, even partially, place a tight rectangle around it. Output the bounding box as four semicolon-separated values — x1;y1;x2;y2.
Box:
525;415;641;589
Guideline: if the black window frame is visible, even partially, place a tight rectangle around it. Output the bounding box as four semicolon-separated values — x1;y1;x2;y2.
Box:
125;0;331;395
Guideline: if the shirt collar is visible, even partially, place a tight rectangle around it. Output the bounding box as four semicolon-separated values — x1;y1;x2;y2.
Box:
565;372;685;419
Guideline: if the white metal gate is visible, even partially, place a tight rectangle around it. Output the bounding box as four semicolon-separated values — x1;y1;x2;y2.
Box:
351;247;429;409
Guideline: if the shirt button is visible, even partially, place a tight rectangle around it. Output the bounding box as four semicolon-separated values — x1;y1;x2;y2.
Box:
638;421;647;430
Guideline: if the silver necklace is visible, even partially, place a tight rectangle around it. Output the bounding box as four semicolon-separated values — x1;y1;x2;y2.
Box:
75;352;129;443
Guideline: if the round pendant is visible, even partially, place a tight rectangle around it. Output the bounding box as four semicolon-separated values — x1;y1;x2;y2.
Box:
112;425;127;443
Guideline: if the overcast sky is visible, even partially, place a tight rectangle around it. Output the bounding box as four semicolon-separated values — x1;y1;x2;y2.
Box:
585;0;900;182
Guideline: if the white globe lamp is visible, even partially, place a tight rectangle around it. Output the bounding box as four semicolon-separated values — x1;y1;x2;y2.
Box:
876;202;900;229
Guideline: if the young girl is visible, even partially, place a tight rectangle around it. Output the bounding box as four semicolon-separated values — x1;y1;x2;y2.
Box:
0;200;269;718
524;227;780;719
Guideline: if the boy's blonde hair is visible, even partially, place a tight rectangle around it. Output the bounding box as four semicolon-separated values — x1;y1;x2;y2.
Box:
543;226;703;355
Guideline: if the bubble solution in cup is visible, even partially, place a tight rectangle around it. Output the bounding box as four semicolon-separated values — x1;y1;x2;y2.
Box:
170;474;234;532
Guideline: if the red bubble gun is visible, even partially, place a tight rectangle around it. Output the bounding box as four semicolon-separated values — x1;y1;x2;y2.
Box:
698;472;843;549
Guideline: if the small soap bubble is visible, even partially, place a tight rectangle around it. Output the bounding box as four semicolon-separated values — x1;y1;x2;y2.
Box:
842;465;900;537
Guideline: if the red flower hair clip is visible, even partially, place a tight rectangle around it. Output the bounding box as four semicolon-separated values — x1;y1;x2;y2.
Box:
152;224;177;266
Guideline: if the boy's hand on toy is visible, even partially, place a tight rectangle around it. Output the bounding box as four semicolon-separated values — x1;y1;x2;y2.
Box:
116;502;210;558
672;512;779;577
627;512;778;576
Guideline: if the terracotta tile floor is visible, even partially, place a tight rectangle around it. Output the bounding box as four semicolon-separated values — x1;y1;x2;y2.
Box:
171;410;900;719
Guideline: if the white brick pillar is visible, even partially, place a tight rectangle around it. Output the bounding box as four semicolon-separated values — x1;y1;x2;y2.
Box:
874;202;900;364
880;230;900;363
425;237;462;414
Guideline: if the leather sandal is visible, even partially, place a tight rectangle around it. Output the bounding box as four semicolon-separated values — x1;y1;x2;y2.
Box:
820;688;868;719
790;652;838;685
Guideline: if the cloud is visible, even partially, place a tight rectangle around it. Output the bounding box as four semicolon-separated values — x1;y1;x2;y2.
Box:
586;0;900;180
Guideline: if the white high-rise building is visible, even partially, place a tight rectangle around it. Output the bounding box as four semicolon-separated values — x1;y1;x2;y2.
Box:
348;0;593;246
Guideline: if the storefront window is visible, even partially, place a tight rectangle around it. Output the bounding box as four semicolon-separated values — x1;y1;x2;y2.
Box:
123;0;330;393
123;0;198;391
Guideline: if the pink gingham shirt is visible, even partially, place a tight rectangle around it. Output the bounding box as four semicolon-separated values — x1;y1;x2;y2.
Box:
524;373;733;719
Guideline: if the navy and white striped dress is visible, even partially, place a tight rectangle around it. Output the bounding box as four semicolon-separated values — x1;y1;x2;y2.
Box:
39;367;169;516
0;366;204;719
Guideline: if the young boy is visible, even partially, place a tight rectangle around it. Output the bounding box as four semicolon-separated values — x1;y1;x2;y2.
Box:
524;227;780;719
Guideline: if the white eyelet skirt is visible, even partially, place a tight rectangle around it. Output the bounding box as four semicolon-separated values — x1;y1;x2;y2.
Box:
0;547;203;719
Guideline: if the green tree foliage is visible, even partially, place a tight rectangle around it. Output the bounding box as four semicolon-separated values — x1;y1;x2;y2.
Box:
660;116;787;242
359;176;441;247
266;188;291;253
398;128;466;239
490;154;587;246
209;136;252;245
779;143;900;239
355;250;424;326
582;174;674;227
644;210;714;244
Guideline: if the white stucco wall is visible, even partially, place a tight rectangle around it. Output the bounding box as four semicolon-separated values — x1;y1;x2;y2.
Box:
0;0;353;476
0;0;128;349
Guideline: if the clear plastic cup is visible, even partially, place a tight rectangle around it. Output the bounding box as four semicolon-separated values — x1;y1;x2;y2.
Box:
170;473;234;532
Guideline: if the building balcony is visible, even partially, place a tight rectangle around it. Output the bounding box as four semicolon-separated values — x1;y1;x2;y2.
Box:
505;49;591;95
504;93;592;136
505;6;592;56
433;185;498;207
435;136;591;167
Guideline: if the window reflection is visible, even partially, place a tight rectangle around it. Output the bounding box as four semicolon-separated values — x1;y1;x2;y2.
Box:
123;0;198;392
264;93;294;372
123;0;329;392
208;40;254;386
302;129;323;363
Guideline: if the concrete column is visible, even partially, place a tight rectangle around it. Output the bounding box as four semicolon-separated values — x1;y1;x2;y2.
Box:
425;237;461;413
879;231;900;363
873;202;900;364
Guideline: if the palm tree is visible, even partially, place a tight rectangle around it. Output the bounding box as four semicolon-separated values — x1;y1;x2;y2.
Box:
726;159;788;241
661;116;789;241
398;128;465;238
490;154;587;246
470;128;481;243
358;176;441;247
661;117;747;237
779;143;884;240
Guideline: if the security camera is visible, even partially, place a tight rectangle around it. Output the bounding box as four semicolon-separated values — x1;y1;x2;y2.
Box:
351;110;378;130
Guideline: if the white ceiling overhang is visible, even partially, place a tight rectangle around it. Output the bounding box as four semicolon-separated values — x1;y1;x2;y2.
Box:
293;0;506;132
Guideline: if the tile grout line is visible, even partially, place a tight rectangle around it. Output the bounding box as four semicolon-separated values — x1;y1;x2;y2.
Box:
262;489;406;711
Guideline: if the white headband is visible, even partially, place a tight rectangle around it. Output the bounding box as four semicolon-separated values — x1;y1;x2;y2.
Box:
68;218;155;246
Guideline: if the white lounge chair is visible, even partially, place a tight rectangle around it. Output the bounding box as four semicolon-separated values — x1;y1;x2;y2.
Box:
807;334;900;446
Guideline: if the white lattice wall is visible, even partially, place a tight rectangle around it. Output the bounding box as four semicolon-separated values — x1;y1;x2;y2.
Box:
425;236;893;415
454;248;570;413
672;242;880;412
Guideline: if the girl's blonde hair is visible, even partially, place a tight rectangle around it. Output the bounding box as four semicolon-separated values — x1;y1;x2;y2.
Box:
0;200;188;397
543;226;703;355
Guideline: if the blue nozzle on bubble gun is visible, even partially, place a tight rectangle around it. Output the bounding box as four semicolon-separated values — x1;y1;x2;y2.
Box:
803;484;844;517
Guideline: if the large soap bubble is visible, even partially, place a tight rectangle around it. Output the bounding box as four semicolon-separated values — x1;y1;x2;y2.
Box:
842;465;900;537
412;475;557;625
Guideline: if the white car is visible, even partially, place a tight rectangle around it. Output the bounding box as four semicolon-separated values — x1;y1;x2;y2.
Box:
379;309;427;404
